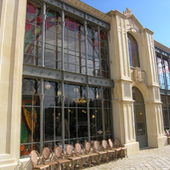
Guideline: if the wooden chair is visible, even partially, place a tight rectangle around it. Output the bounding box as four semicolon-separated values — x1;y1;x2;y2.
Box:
100;140;109;162
53;146;71;170
107;139;117;160
113;138;127;158
42;147;58;169
91;141;101;165
66;144;82;169
82;141;99;167
30;150;49;170
94;140;109;163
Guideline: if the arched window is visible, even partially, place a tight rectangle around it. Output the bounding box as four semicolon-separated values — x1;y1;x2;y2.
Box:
128;33;140;67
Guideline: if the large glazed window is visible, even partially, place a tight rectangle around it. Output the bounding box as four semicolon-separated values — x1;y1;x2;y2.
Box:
21;0;112;157
23;1;110;78
21;78;112;156
157;54;170;90
128;33;140;67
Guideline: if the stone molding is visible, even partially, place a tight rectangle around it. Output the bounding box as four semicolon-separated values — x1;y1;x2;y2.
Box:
60;0;111;23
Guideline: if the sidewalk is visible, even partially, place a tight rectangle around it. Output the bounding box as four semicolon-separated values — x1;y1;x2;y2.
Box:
84;145;170;170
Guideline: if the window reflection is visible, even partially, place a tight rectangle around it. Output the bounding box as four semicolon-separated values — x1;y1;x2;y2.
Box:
21;78;41;156
157;56;170;90
24;1;110;78
44;81;62;142
161;95;170;129
87;27;100;76
45;8;61;69
24;1;43;65
78;109;88;137
21;79;112;156
64;17;85;74
22;0;112;157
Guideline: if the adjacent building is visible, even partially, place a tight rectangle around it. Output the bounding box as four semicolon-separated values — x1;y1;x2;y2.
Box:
155;41;170;130
0;0;168;169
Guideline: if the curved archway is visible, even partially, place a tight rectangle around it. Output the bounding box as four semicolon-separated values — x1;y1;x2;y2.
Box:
132;87;148;148
128;33;140;67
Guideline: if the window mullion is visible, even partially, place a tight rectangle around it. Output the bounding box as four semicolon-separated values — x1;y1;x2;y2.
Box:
40;79;44;151
101;88;105;139
42;2;46;67
61;9;65;148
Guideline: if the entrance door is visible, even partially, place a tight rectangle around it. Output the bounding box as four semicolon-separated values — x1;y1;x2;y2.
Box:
132;87;148;148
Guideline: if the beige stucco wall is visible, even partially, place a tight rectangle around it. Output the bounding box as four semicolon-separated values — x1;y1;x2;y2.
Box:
0;0;27;169
0;0;167;169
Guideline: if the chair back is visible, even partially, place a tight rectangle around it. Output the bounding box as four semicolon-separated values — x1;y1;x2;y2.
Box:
85;142;91;153
108;139;113;148
93;141;100;151
30;150;39;166
75;143;82;154
66;144;73;156
102;140;108;149
42;147;51;160
54;146;62;158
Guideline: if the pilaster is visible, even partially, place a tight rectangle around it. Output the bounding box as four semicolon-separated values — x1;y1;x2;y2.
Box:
0;0;27;168
145;102;167;147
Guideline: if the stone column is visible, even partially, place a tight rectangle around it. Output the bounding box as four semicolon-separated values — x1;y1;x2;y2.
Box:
0;0;27;169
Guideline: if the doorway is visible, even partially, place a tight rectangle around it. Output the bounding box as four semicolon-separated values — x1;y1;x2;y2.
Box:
132;87;148;148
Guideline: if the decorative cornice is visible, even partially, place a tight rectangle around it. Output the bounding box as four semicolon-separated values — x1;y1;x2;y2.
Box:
107;10;126;18
60;0;111;23
144;28;154;35
154;40;170;54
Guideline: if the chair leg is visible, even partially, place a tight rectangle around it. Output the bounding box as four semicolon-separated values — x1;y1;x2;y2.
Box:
58;164;62;170
80;159;83;169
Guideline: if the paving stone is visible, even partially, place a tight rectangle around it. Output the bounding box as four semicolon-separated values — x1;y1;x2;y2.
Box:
84;145;170;170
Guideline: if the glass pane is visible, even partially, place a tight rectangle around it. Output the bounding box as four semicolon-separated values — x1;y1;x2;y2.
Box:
55;108;62;139
22;78;41;95
104;109;112;135
90;109;97;137
24;2;42;65
163;109;169;129
64;17;84;74
21;107;40;143
44;107;54;141
78;109;88;137
65;108;76;139
128;33;140;67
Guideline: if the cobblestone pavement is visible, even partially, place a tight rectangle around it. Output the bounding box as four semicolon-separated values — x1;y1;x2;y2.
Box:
84;145;170;170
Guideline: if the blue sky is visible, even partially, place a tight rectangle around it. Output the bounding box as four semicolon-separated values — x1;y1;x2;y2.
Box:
81;0;170;48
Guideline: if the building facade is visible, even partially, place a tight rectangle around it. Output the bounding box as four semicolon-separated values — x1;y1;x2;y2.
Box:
0;0;168;169
155;41;170;130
